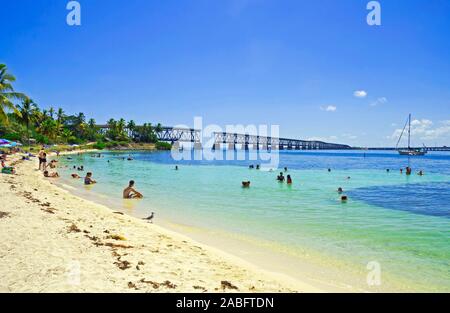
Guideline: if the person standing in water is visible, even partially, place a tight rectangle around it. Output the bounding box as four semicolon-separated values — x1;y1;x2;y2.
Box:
123;180;144;199
287;175;292;184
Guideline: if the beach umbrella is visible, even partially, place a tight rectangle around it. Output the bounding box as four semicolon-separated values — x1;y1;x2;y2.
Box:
0;141;17;148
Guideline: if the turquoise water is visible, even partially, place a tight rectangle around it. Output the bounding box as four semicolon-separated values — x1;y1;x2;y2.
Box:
55;150;450;291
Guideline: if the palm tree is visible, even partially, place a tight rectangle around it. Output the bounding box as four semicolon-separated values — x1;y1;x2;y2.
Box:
38;119;58;141
0;64;26;122
15;97;37;145
107;118;117;139
127;120;136;138
86;118;98;141
48;106;55;119
155;123;163;133
56;108;65;124
61;129;74;143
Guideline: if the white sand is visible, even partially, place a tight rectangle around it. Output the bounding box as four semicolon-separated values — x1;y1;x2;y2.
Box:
0;152;322;292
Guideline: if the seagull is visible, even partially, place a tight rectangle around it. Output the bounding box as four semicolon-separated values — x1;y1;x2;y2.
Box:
143;212;155;223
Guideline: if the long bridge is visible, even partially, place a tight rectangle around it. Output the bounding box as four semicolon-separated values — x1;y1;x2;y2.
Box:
97;125;450;151
364;147;450;152
211;132;351;150
97;125;351;150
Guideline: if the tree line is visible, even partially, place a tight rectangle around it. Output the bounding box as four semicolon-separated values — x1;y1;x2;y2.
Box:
0;64;167;148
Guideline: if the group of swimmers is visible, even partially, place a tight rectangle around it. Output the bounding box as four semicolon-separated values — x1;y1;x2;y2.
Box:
276;172;293;184
391;167;424;176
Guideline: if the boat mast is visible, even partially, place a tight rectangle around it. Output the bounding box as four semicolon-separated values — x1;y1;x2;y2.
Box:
408;113;411;149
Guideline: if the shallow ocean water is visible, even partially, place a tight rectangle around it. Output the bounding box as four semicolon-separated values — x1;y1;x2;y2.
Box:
56;150;450;291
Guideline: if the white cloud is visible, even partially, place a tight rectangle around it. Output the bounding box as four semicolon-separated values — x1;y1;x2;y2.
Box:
370;97;388;107
353;90;368;98
389;118;450;142
320;105;337;112
342;133;358;140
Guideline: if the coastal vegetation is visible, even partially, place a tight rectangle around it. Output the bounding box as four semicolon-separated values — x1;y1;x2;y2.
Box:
0;64;169;150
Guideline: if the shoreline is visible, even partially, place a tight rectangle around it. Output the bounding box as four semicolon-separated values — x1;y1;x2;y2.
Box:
0;151;322;292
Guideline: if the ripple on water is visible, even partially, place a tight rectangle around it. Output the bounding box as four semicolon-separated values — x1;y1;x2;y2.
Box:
348;182;450;218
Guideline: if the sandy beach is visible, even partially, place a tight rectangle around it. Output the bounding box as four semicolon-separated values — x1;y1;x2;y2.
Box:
0;152;321;293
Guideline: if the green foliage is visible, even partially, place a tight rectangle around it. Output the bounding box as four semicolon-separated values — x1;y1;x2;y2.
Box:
2;132;22;141
33;133;49;144
93;141;106;150
1;63;165;148
155;141;172;150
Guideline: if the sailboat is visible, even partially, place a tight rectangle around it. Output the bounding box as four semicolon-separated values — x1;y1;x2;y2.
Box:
396;114;427;156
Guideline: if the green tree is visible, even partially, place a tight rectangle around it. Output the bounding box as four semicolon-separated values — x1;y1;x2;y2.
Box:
15;97;37;145
127;120;136;139
0;64;26;122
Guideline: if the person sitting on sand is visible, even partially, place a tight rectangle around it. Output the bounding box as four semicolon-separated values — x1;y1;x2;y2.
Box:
44;170;59;178
277;172;285;182
287;175;292;184
123;180;143;199
71;173;81;179
242;181;251;188
84;172;97;185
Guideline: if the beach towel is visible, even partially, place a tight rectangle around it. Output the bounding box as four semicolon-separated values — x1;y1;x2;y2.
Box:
1;167;15;174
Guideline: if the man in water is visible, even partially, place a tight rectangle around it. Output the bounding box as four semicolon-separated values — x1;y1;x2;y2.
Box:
277;172;285;182
123;180;144;199
406;167;412;175
84;172;97;185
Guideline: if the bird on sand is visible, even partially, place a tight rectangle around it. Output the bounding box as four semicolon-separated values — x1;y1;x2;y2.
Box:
143;212;155;223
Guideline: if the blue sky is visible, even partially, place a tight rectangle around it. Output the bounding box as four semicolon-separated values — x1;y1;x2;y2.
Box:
1;0;449;147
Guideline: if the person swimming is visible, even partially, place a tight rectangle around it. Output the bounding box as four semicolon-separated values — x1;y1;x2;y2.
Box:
284;167;288;172
84;172;97;185
386;169;390;173
242;181;251;188
337;187;343;193
400;168;403;174
418;170;424;176
256;164;260;170
71;173;81;179
286;175;292;184
341;195;348;202
328;168;331;172
406;167;412;175
44;170;59;178
277;172;285;182
123;180;143;199
175;165;179;170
